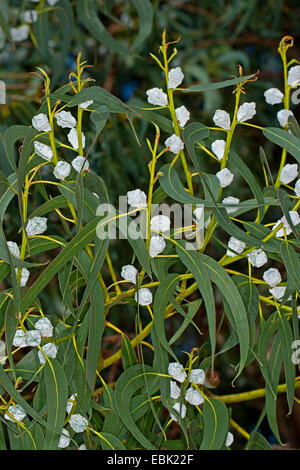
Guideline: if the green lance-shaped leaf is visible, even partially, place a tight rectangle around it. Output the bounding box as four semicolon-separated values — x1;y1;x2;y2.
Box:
200;398;229;450
43;359;68;450
130;0;154;52
246;431;272;450
263;127;300;165
183;122;210;172
280;242;300;295
175;241;216;360
265;335;283;445
159;163;207;205
100;432;127;450
182;73;257;93
278;313;295;415
121;334;138;370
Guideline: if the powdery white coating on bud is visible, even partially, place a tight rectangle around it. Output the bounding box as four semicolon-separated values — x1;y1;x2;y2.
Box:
69;414;88;433
35;317;53;338
150;215;171;233
7;241;20;259
121;265;138;284
15;268;30;287
170;380;181;399
237;102;256;122
79;100;94;109
216;168;234;188
279;163;298;184
71;156;89;173
263;268;281;288
213;109;231;130
55;111;77;129
34;141;53;161
277;109;294;127
66;393;77;415
168;362;187;383
67;128;86;150
287;65;300;86
168;67;184;89
170;402;187;422
23;10;38;23
146;88;168;106
58;429;70;449
273;211;300;238
149;236;166;258
127;189;147;208
226;237;246;257
295;179;300;197
32;113;51;132
185;388;204;406
38;342;58;364
53;161;71;180
175;106;190;127
269;286;289;301
211;139;226;160
4;405;27;423
10;25;29;42
247;249;268;268
12;330;27;348
134;288;153;306
26;217;47;236
25;330;41;347
165;134;184;154
189;368;205;385
226;432;234;447
78;444;87;450
222;196;239;214
264;88;284;105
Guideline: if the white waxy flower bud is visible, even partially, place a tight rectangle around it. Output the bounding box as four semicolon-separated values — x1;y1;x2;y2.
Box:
279;163;298;184
226;237;246;257
287;65;300;86
23;10;38;23
35;317;54;338
38;342;58;364
175;106;190;127
295;179;300;197
10;25;29;42
216;168;234;188
168;362;187;383
134;288;153;306
66;393;77;415
150;215;171;233
273;211;300;238
211;139;226;160
121;265;138;284
7;241;20;259
34;141;53;161
78;444;87;450
189;368;205;384
32;113;51;132
237;102;256;122
53;161;71;180
226;432;234;447
127;189;147;208
67;128;86;150
277;109;294;127
149;235;166;258
264;88;284;105
25;330;41;347
185;388;204;406
15;267;30;287
269;286;289;301
71;156;89;173
165;134;184;154
168;67;184;89
222;196;239;214
4;404;27;422
170;380;181;400
263;268;281;288
170;402;187;422
58;429;70;449
26;217;47;236
79;100;94;109
55;111;77;129
12;329;27;348
247;249;268;268
69;414;88;433
213;109;231;130
146;88;168;106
